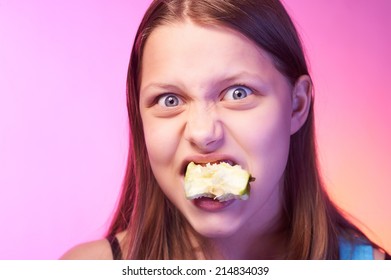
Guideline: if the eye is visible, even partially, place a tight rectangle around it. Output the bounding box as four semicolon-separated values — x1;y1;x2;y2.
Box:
157;94;183;107
223;85;253;100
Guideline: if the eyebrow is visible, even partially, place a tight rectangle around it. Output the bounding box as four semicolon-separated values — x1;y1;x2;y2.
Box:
140;83;181;94
140;71;269;94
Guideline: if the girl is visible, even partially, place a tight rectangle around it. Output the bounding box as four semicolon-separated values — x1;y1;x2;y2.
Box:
62;0;390;259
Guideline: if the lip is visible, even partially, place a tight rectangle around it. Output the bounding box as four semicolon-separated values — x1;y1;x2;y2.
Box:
192;197;235;211
180;153;239;175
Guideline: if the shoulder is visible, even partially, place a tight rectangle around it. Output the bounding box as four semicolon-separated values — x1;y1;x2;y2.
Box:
60;239;112;260
60;232;126;260
374;248;388;260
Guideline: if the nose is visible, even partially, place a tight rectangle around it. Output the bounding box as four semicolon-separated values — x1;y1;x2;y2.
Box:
184;104;224;152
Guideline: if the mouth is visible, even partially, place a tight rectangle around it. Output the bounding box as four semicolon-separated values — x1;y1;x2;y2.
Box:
182;156;252;203
193;196;235;211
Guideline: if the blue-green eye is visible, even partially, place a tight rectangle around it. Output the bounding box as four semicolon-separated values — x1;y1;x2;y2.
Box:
157;94;183;107
223;85;253;100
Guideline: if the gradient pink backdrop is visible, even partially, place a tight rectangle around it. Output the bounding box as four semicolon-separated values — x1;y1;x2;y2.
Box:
0;0;390;259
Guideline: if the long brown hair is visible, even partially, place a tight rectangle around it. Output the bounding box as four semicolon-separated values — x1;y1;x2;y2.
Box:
108;0;372;259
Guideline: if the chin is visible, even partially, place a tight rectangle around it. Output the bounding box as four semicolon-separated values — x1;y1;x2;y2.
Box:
196;228;238;239
189;219;242;239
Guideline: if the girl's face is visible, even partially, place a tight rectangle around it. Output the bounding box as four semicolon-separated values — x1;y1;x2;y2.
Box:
139;21;308;240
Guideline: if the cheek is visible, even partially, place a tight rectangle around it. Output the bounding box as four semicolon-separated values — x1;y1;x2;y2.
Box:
142;116;182;167
250;115;291;155
230;102;292;178
141;116;187;205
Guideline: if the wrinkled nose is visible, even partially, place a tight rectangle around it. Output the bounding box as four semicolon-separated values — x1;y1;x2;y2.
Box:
184;104;224;152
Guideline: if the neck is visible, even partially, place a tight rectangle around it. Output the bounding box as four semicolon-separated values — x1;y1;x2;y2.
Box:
214;225;287;259
186;195;288;259
189;227;288;259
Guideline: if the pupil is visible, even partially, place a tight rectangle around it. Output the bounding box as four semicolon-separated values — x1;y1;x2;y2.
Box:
166;96;178;106
234;88;246;99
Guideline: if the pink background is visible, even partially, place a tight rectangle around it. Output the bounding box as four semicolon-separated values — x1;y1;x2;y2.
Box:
0;0;390;259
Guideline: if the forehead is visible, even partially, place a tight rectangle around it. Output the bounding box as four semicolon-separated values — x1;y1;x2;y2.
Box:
140;21;287;90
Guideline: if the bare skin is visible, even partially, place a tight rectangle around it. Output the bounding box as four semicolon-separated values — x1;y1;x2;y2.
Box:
60;230;386;260
61;21;388;261
60;231;126;260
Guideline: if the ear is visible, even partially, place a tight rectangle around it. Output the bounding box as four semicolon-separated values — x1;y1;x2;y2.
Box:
290;75;312;135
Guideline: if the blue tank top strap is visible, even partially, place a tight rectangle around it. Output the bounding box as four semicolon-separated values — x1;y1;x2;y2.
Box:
339;237;374;260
